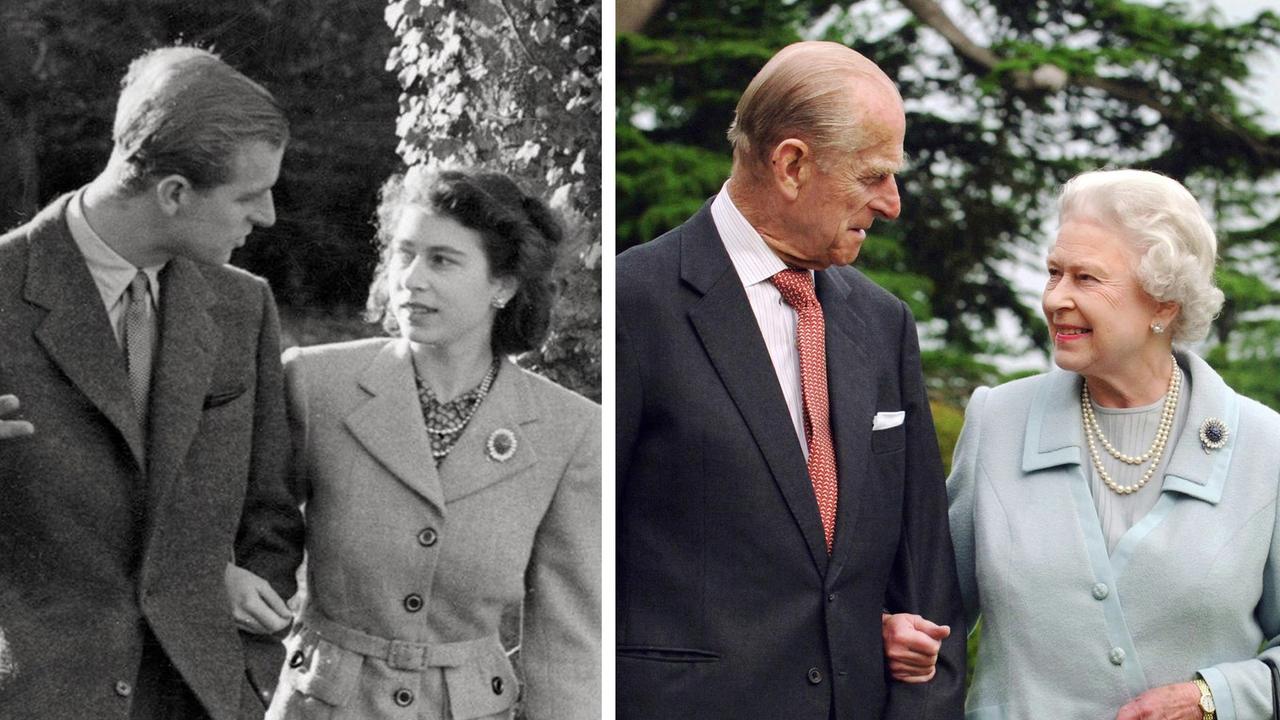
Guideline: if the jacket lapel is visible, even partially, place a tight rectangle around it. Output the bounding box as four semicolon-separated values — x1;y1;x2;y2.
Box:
815;269;875;574
25;194;144;466
1158;351;1237;504
681;206;828;573
1021;368;1085;473
145;258;220;512
344;339;446;513
437;358;538;502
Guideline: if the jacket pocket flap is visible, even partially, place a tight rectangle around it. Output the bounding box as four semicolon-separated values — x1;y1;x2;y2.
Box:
284;636;362;707
441;637;519;719
204;385;247;409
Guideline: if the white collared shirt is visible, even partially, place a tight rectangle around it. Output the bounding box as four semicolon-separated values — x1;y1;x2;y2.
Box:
710;182;810;458
65;190;164;347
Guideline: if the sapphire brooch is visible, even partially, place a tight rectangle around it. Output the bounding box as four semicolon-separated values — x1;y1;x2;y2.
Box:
1198;417;1229;453
487;428;518;462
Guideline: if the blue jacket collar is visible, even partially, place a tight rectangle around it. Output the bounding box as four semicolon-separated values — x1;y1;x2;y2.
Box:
1020;350;1238;504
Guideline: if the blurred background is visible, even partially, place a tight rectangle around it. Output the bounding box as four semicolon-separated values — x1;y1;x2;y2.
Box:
617;0;1280;465
0;0;601;401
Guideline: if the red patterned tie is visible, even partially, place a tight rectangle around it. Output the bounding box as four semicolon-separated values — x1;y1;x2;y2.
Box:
771;269;838;553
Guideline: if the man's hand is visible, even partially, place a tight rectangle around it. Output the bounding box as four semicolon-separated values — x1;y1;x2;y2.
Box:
0;395;34;439
1115;682;1203;720
882;612;951;683
225;562;293;635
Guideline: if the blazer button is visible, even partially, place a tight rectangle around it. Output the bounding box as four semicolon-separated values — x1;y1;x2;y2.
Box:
417;527;439;547
1109;647;1126;666
114;680;132;697
288;650;306;668
492;676;504;694
1091;583;1109;600
404;593;424;612
393;688;415;706
807;667;823;685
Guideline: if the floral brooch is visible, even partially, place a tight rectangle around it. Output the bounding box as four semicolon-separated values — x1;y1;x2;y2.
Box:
486;428;518;462
1198;417;1229;453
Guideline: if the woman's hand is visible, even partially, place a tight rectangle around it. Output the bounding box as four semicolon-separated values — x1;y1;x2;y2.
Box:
881;612;951;683
225;562;293;635
1115;682;1203;720
0;395;34;439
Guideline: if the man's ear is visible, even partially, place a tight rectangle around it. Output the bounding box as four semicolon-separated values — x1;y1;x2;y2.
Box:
154;174;193;217
768;138;812;202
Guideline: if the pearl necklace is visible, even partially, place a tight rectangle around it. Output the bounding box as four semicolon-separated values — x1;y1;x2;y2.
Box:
1080;358;1181;495
419;359;499;440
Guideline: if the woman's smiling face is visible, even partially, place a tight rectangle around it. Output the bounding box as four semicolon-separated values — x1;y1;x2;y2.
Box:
1042;218;1164;382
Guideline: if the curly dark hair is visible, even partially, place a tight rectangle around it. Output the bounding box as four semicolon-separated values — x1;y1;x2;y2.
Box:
365;166;565;356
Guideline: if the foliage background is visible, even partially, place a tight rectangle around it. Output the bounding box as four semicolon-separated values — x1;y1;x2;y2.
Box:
0;0;601;401
618;0;1280;428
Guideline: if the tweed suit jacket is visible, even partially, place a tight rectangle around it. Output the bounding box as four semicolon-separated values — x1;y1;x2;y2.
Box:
267;338;600;720
0;194;305;720
950;350;1280;719
615;201;966;720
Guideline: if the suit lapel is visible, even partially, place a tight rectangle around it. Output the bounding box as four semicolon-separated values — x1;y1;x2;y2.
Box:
438;358;539;502
681;206;829;573
345;340;446;513
815;269;875;573
145;258;220;512
25;194;144;466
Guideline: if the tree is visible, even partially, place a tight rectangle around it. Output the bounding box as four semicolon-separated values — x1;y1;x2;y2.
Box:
618;0;1280;409
386;0;602;401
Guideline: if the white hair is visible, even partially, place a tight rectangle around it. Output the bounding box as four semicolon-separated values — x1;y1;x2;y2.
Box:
1057;169;1224;344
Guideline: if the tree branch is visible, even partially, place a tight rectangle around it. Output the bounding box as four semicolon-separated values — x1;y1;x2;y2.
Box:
896;0;1280;163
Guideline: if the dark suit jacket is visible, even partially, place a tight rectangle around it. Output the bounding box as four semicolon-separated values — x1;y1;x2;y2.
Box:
616;202;966;719
0;195;305;720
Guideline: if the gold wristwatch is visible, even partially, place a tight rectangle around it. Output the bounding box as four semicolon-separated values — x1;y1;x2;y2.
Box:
1192;677;1216;720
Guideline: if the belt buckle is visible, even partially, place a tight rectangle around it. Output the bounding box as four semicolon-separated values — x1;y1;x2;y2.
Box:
388;640;426;670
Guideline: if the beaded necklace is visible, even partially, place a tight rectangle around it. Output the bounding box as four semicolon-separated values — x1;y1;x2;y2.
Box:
1080;356;1181;495
414;358;500;463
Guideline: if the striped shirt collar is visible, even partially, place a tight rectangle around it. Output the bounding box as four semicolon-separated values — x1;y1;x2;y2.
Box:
710;181;812;288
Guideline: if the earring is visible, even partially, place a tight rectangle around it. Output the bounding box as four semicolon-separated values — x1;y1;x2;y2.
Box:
492;297;508;309
1151;322;1165;335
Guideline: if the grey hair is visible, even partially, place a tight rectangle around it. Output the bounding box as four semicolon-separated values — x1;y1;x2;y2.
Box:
1057;169;1224;344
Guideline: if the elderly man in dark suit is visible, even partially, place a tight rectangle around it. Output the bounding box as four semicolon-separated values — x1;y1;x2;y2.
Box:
616;41;966;719
0;47;303;719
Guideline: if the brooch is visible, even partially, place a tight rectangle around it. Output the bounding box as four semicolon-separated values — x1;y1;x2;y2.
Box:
486;428;518;462
1198;417;1229;453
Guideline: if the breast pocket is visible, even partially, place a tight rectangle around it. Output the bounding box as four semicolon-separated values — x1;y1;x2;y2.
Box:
871;424;906;454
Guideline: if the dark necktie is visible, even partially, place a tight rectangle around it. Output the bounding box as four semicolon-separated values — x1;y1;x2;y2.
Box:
123;271;155;432
771;269;838;553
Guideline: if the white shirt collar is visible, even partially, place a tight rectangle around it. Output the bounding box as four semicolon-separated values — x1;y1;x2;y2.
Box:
710;181;810;288
65;189;163;309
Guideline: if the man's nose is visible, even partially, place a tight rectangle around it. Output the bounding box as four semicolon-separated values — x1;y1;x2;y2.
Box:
872;177;901;220
252;191;276;228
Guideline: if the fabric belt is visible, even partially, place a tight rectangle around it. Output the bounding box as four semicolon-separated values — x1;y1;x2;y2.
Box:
298;611;493;671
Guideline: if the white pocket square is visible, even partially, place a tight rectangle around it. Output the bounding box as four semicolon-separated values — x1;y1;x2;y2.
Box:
872;411;905;431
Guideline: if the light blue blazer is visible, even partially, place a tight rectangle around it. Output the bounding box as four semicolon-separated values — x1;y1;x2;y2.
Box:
949;350;1280;720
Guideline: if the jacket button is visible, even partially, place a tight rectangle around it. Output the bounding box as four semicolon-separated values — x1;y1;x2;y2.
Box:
393;688;414;706
1091;583;1109;600
417;527;439;547
404;593;424;612
807;667;823;685
288;650;306;668
492;676;504;694
114;680;132;697
1109;647;1126;665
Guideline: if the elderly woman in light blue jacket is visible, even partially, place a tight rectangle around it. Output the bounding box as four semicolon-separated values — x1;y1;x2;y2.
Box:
894;169;1280;719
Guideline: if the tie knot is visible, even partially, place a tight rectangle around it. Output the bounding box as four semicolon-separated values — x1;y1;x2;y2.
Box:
129;271;149;301
771;268;818;310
